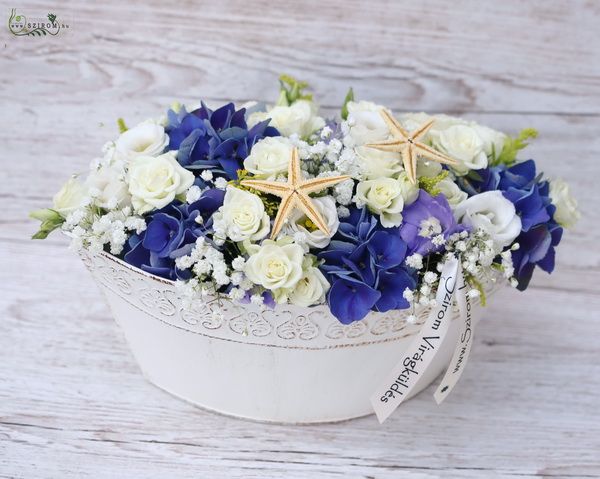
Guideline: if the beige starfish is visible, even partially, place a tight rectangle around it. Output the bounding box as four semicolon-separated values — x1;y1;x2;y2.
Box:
241;147;349;239
366;110;458;184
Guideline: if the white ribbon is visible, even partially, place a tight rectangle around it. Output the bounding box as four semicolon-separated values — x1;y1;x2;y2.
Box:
370;256;478;423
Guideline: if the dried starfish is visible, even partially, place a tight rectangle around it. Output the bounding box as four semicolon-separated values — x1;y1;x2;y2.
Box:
241;147;349;239
366;110;458;184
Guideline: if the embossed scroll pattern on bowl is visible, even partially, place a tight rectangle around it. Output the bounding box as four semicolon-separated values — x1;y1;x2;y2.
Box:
80;249;499;350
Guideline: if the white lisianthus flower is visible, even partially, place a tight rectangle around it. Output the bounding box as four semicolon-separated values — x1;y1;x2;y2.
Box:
213;187;270;242
437;177;468;210
355;146;402;179
288;266;330;307
244;240;304;292
355;177;404;227
346;101;389;145
53;177;88;217
115;121;169;161
549;178;580;228
283;196;339;249
436;124;489;175
86;164;131;210
454;191;522;249
128;152;195;214
248;100;325;138
243;137;293;178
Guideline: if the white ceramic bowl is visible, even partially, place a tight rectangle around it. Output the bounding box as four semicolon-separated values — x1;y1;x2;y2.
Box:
80;249;496;424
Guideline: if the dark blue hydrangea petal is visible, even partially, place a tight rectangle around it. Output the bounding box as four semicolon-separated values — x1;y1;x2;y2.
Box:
327;277;381;324
374;267;416;312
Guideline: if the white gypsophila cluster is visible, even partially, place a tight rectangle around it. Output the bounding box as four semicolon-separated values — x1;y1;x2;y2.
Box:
175;236;231;287
64;205;146;255
401;228;520;311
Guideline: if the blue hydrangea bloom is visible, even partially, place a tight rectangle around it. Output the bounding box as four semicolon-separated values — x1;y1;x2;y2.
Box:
123;189;224;280
459;159;563;289
165;102;279;181
318;207;416;324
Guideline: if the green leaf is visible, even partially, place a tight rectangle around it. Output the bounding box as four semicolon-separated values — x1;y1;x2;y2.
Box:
29;208;61;222
30;209;65;240
341;87;354;120
117;117;128;133
493;128;538;166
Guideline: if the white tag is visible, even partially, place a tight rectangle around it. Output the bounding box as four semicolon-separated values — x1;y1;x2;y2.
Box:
433;266;478;404
370;257;460;423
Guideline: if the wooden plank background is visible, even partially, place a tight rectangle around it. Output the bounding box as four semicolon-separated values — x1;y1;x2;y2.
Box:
1;1;599;477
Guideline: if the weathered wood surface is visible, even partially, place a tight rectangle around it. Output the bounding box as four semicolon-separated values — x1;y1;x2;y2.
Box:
1;0;600;477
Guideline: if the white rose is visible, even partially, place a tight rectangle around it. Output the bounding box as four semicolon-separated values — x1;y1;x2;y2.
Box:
355;146;402;179
454;191;522;249
436;124;489;175
85;164;131;210
53;177;88;217
128;152;195;214
437;177;468;210
244;240;304;291
283;196;339;249
243;137;292;178
355;177;404;227
115;121;169;161
347;101;389;145
549;178;580;228
249;100;325;138
288;267;330;307
213;187;270;242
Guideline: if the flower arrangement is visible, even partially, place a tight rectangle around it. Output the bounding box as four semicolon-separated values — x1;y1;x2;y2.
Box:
31;75;580;325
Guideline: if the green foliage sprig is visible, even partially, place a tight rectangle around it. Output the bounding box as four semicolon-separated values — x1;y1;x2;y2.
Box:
493;128;538;166
276;74;313;106
418;170;449;196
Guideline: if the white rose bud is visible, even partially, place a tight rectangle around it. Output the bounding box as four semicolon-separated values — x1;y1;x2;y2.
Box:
128;152;195;214
53;177;88;217
288;267;330;307
454;191;522;250
436;124;488;175
549;178;580;229
244;241;304;292
115;121;169;161
243;137;293;178
248;100;325;138
355;146;402;179
346;101;390;145
213;187;270;242
355;177;404;227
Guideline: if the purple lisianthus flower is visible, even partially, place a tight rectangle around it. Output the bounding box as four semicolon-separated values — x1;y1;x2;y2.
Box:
165;102;279;182
123;189;224;280
399;190;465;256
318;207;416;324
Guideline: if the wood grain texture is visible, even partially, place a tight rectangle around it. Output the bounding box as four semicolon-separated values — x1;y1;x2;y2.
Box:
1;0;600;477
